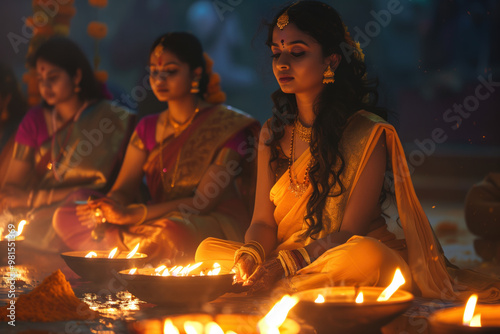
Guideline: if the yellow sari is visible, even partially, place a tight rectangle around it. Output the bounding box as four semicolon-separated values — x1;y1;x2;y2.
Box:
196;111;500;301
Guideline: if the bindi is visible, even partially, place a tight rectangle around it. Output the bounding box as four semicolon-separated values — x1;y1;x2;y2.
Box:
281;39;285;48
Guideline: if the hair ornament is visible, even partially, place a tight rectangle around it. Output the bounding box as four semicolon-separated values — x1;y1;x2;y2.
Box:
277;2;300;30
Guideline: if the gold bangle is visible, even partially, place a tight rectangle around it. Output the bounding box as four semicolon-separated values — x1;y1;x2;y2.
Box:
247;240;266;261
234;245;263;265
127;203;148;225
297;247;312;265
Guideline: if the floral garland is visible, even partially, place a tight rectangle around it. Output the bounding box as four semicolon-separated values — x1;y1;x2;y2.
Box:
23;0;77;107
203;53;226;104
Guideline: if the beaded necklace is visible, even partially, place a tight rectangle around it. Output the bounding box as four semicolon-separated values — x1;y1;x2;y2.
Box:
294;118;312;143
288;124;312;197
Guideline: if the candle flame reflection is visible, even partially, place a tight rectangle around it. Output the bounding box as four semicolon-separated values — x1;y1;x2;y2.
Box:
377;268;405;301
463;294;482;327
355;291;364;304
164;319;180;334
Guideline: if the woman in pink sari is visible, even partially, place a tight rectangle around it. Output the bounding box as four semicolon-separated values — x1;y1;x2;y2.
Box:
54;32;260;265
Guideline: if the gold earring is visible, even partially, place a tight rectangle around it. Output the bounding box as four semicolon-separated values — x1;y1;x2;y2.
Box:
323;65;335;84
190;78;200;94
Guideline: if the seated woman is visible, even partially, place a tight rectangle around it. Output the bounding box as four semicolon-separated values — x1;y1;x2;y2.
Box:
0;37;135;249
54;32;260;265
0;62;28;186
196;1;500;300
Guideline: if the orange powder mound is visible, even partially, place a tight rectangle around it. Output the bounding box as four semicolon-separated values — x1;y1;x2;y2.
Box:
0;269;98;322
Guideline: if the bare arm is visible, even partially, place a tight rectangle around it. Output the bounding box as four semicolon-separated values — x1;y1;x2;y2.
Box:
304;131;387;260
243;123;278;256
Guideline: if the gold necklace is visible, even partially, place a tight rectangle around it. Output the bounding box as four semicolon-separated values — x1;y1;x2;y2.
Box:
158;104;200;189
295;118;312;143
288;124;312;197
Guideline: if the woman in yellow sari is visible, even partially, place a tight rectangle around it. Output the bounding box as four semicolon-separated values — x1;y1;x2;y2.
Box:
196;1;500;301
54;33;260;265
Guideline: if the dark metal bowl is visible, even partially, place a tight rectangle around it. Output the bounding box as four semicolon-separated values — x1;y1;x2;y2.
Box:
61;250;148;282
429;305;500;334
118;269;234;306
292;286;414;334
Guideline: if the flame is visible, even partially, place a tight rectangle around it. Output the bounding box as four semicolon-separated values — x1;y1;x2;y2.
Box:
155;265;167;275
108;247;118;259
355;292;364;304
207;263;221;276
377;268;405;301
258;295;299;333
126;243;140;259
85;251;97;258
463;294;482;327
205;322;224;334
163;319;180;334
3;220;28;239
314;294;325;303
184;321;203;334
128;268;137;275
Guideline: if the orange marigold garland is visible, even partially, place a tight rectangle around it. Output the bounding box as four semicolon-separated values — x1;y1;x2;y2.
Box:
203;53;226;104
23;0;77;107
0;270;97;322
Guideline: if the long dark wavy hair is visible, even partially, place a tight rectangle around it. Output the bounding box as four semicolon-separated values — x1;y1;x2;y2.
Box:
266;1;390;239
149;32;209;98
28;37;104;105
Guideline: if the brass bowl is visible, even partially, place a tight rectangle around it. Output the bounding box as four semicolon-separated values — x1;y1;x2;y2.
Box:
429;305;500;333
61;250;147;282
292;286;414;334
129;313;302;334
118;269;234;306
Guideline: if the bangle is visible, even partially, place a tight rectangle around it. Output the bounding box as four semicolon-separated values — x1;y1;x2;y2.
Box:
127;204;147;225
234;240;265;265
26;190;34;208
277;248;311;277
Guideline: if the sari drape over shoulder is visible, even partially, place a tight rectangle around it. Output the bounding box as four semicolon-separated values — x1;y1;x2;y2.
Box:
196;110;500;301
12;100;135;248
54;104;260;265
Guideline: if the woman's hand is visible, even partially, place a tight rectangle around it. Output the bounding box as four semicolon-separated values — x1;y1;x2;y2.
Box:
244;258;285;293
76;197;129;228
233;253;258;283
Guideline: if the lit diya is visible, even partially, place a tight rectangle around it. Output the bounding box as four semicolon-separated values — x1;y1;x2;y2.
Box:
429;294;500;333
0;220;27;265
129;294;305;334
119;262;234;306
292;268;413;334
61;243;147;282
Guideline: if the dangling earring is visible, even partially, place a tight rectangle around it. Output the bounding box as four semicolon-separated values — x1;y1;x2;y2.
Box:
190;78;200;94
323;65;335;84
74;85;81;93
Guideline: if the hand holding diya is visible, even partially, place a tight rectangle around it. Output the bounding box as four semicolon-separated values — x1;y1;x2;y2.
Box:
61;243;147;282
291;268;414;334
429;293;500;333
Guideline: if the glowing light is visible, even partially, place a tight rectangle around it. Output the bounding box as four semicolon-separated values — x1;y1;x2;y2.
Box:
205;322;224;334
355;292;364;304
126;243;140;259
108;247;118;259
85;251;97;258
163;319;180;334
207;263;221;276
314;294;325;303
463;294;482;327
377;268;405;301
128;268;137;275
184;321;203;334
258;294;299;333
